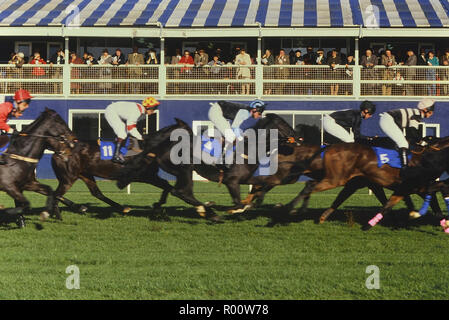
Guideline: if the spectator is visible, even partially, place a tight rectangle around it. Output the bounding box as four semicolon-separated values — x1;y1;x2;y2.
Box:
146;50;158;65
440;59;449;96
261;49;274;94
82;52;89;64
171;49;182;65
276;49;290;94
343;54;355;95
417;48;427;66
49;49;65;94
440;49;449;64
127;46;144;94
327;49;341;95
29;51;47;92
8;52;25;68
292;50;304;65
426;51;439;96
214;48;225;63
235;48;252;95
50;49;65;65
392;70;405;95
315;48;326;65
336;48;347;65
69;52;84;94
112;49;126;65
208;55;223;77
381;49;396;96
361;49;378;95
85;53;97;65
262;49;275;66
194;49;208;67
403;49;417;96
98;49;112;65
208;55;223;93
178;50;194;93
127;46;144;65
303;46;317;65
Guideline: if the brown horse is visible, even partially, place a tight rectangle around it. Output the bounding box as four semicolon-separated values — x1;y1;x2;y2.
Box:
281;137;449;228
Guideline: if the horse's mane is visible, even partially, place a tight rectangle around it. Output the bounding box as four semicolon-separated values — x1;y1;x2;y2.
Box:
255;113;298;140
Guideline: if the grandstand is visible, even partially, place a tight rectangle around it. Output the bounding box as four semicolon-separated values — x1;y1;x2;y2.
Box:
0;0;448;177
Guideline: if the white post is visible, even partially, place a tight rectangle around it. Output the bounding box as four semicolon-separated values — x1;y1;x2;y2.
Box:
256;36;263;98
63;36;70;98
353;38;361;99
127;184;131;195
159;37;166;98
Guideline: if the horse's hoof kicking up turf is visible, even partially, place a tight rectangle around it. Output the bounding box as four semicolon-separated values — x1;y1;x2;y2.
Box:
16;215;25;228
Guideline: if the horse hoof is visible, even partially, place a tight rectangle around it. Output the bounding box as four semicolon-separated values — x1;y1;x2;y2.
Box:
39;211;50;222
79;205;88;214
288;208;297;215
319;217;326;224
123;207;131;214
227;205;251;215
274;203;283;208
16;215;25;228
196;205;207;218
409;211;421;220
204;201;215;207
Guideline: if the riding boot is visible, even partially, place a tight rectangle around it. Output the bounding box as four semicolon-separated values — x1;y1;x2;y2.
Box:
112;138;125;164
399;148;408;168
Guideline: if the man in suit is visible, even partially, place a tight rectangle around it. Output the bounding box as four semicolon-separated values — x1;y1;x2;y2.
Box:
404;49;417;96
361;49;378;95
275;49;290;94
127;46;144;94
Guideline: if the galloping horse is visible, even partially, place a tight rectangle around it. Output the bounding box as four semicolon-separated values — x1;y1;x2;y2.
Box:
280;136;449;229
0;108;75;227
116;114;302;215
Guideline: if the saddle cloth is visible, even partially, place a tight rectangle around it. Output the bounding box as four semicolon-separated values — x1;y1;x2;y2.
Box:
99;138;130;160
320;145;411;169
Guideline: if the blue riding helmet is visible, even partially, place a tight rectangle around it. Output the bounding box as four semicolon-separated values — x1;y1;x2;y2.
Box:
249;99;267;113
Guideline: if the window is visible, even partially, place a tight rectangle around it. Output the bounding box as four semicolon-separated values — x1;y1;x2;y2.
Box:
69;109;159;141
265;110;334;145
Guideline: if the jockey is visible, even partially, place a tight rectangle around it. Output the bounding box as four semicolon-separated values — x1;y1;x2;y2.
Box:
379;98;435;168
0;89;33;164
208;99;266;148
104;97;159;164
323;100;376;143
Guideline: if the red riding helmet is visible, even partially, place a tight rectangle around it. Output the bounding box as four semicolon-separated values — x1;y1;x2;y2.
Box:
14;89;33;103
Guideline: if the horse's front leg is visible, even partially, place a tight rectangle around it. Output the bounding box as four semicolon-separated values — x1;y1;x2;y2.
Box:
2;186;29;228
22;180;58;221
363;193;404;231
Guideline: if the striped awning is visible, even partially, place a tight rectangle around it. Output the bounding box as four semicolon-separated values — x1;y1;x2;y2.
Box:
0;0;448;28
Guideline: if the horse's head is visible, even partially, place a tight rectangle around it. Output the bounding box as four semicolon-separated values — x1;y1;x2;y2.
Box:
255;113;303;146
24;108;78;160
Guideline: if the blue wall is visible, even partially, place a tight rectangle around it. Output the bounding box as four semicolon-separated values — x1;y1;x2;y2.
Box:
22;99;449;179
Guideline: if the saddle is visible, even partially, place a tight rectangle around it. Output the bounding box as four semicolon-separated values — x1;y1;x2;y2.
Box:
98;137;142;161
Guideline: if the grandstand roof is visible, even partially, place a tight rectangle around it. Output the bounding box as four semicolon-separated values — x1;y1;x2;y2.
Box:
0;0;448;28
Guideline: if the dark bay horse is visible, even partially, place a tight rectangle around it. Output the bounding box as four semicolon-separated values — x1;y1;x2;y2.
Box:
0;108;75;227
116;114;302;216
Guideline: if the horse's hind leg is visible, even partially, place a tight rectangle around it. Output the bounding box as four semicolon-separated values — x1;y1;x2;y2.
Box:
3;187;30;227
284;180;318;215
79;174;129;214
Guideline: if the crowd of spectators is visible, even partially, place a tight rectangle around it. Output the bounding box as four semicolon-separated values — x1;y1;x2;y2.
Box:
5;45;449;96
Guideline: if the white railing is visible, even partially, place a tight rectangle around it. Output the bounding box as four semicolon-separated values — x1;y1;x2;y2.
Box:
0;64;448;98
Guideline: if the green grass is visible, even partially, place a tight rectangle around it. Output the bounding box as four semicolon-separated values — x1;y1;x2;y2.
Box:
0;180;448;300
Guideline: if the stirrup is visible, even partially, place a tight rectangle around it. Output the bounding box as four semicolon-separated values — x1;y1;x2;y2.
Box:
112;155;125;164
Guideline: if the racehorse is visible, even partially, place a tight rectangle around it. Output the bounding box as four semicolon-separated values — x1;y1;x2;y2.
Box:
0;108;76;227
280;136;449;229
116;113;303;215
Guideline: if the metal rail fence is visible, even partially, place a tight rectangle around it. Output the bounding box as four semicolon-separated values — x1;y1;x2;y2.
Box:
1;64;448;99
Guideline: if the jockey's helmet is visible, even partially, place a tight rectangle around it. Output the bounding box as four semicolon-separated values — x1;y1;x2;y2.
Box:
249;99;266;113
142;96;160;109
359;100;376;115
14;89;33;104
417;98;435;112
